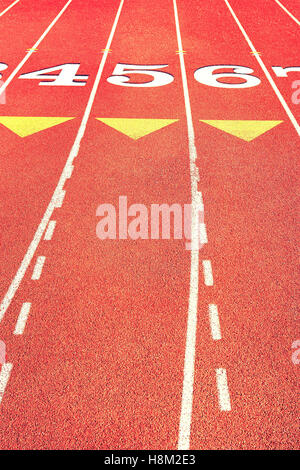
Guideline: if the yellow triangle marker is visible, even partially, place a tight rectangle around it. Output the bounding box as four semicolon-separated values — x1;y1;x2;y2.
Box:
96;118;179;140
0;116;75;137
200;120;283;141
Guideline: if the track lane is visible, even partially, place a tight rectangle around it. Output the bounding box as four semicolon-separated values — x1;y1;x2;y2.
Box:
0;0;191;450
176;0;299;450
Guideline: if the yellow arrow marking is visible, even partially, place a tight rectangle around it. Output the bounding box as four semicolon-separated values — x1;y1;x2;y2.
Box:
0;116;75;137
200;120;283;141
96;118;179;140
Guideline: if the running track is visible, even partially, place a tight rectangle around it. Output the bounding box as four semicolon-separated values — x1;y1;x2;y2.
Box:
0;0;299;450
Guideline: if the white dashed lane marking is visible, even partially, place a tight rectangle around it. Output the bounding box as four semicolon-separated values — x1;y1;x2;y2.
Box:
31;256;46;280
202;260;213;286
14;302;31;335
44;220;56;241
0;363;13;405
216;368;231;411
209;304;222;340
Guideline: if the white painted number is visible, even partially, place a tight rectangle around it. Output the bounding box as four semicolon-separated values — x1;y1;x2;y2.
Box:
107;63;174;87
19;63;89;86
272;66;300;77
194;65;261;88
0;63;8;79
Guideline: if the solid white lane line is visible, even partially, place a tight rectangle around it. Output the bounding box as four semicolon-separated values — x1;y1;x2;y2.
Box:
209;304;222;340
0;0;125;322
0;363;13;404
216;368;231;411
0;0;72;97
173;0;201;451
31;256;46;280
274;0;300;26
0;0;19;17
202;260;213;286
44;220;56;241
224;0;300;136
54;189;66;208
14;302;31;335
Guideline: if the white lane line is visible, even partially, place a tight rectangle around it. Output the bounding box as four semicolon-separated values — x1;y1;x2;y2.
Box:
54;189;65;208
224;0;300;136
0;0;72;97
65;164;74;179
274;0;300;26
44;220;56;241
209;304;222;340
14;302;31;335
31;256;46;280
0;0;20;17
216;368;231;411
199;223;208;244
173;0;201;451
0;0;125;322
0;363;13;405
202;260;213;286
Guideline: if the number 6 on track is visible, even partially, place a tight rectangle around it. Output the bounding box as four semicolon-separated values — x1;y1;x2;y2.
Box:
107;63;174;87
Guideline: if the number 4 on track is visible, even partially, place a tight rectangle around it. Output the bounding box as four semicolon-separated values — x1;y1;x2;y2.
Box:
19;63;89;86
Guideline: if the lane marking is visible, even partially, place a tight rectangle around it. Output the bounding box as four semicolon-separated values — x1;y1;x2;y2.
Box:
0;0;72;97
199;223;208;244
202;260;213;286
0;0;125;322
54;189;66;208
0;116;75;137
96;118;179;140
31;256;46;280
44;220;56;241
0;363;13;405
14;302;31;335
208;304;222;340
0;0;19;17
224;0;300;136
274;0;300;26
200;119;283;141
216;368;231;411
173;0;201;451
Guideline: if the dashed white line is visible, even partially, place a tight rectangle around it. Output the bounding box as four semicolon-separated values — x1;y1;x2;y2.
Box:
54;189;66;208
0;0;125;322
44;220;56;241
274;0;300;26
0;0;72;97
202;260;213;286
224;0;300;136
199;223;208;244
209;304;222;340
31;256;46;280
216;368;231;411
0;0;20;17
14;302;31;335
0;363;13;405
173;0;201;451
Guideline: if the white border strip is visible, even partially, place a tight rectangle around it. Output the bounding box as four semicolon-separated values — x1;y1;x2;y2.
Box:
0;0;19;18
0;0;72;96
274;0;300;26
224;0;300;136
173;0;201;451
0;363;13;404
0;0;125;321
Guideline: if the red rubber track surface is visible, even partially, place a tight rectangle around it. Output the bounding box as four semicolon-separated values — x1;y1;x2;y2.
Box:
0;0;299;450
